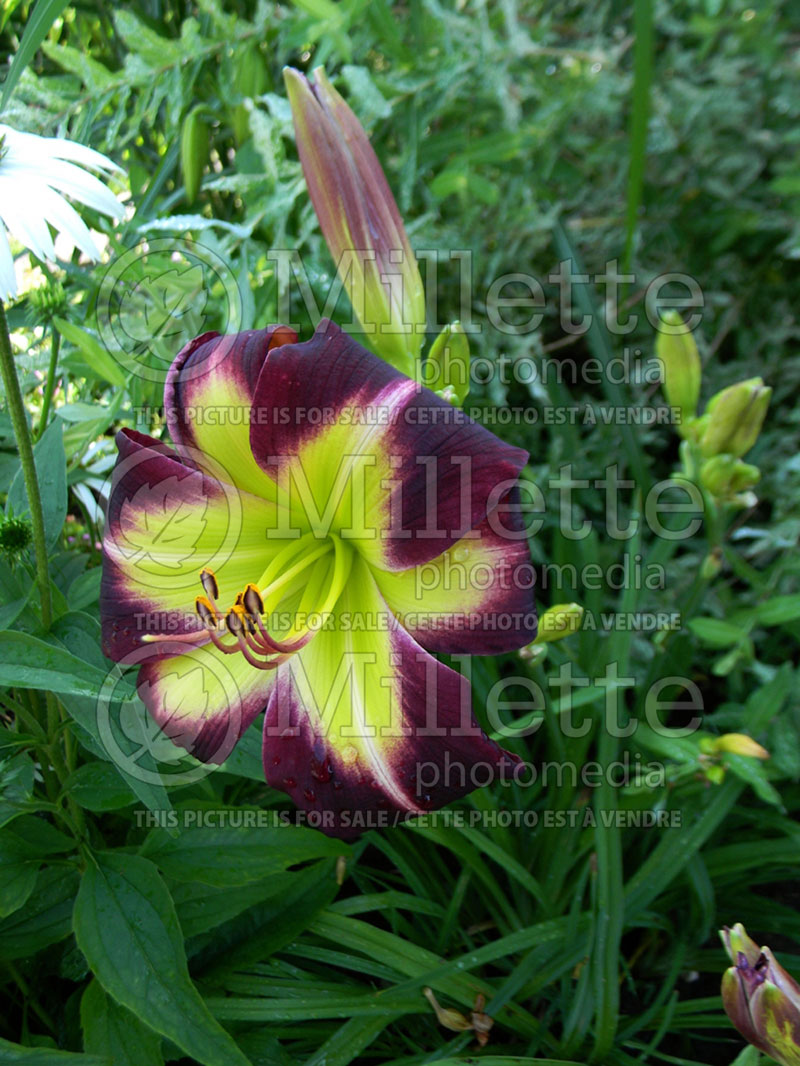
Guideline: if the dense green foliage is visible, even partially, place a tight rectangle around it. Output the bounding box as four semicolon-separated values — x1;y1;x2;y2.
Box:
0;1;798;1064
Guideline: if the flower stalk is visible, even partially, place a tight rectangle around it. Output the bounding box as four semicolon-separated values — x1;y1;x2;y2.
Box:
0;301;52;627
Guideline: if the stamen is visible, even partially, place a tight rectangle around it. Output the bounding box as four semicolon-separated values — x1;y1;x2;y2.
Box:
195;595;218;628
243;583;264;616
200;568;219;601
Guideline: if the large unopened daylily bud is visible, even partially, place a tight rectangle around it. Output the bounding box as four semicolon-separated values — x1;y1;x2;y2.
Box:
699;378;772;458
721;923;800;1065
656;310;702;436
284;66;426;377
181;106;209;205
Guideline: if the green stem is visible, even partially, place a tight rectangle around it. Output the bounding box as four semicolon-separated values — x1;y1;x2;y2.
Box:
0;301;52;628
35;324;61;441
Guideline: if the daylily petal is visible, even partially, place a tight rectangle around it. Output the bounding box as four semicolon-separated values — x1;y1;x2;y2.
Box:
249;320;528;570
372;487;537;655
722;967;771;1055
136;639;271;764
101;428;281;660
261;554;519;838
165;326;297;501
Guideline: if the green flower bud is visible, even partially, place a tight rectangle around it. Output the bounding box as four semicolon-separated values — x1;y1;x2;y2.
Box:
700;549;723;580
181;106;209;205
699;378;771;458
656;310;702;436
518;643;548;666
711;733;769;759
0;513;32;565
721;924;800;1065
28;279;67;321
233;44;271;145
532;602;584;645
700;455;761;498
424;322;470;403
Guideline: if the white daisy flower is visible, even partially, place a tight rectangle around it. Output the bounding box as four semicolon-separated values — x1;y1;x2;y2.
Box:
0;123;124;301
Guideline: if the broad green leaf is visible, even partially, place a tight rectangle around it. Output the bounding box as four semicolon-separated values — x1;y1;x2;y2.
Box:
171;874;297;939
6;420;67;550
0;867;78;960
0;845;40;918
755;594;800;626
0;1035;105;1064
687;617;748;648
73;851;251;1066
58;691;173;817
0;632;106;697
64;762;137;812
53;317;127;388
80;979;164;1066
0;752;36;830
140;814;348;886
67;568;102;613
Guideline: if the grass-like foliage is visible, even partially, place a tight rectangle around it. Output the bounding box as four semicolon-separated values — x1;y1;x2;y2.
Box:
0;1;799;1064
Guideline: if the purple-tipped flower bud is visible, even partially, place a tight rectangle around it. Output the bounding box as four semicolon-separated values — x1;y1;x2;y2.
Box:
284;66;425;377
721;924;800;1065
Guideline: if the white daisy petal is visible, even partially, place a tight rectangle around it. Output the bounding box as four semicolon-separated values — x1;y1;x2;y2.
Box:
0;174;57;262
0;122;124;294
37;158;123;220
36;182;101;260
0;124;121;174
45;135;123;174
0;224;18;301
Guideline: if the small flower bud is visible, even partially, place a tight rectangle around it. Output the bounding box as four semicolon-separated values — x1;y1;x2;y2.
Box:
712;733;769;759
425;321;470;403
700;549;723;580
705;764;726;785
699;378;772;458
519;643;548;666
656;310;702;435
0;513;33;565
700;455;761;498
28;279;67;321
533;602;584;644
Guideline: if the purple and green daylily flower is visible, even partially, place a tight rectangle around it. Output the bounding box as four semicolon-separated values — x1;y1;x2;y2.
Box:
101;321;537;835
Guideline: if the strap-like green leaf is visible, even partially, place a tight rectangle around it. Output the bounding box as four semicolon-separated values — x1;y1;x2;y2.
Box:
1;0;70;111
